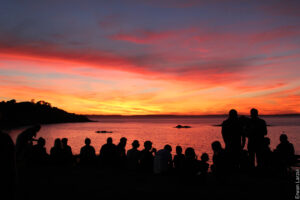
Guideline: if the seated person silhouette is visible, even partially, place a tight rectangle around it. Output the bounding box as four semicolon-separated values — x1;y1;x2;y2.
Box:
153;144;173;174
32;137;49;166
199;153;209;176
173;146;185;173
99;137;117;167
127;140;141;171
140;140;156;173
80;138;96;166
260;137;273;170
274;133;296;169
211;141;226;176
50;138;63;166
61;138;73;166
183;147;200;176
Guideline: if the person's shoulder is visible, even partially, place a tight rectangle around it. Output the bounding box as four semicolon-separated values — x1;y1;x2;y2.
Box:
90;146;95;151
288;142;294;148
222;119;230;125
140;149;147;154
275;143;281;150
258;117;266;123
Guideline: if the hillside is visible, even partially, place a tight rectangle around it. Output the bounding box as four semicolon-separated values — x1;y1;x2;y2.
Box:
0;99;91;129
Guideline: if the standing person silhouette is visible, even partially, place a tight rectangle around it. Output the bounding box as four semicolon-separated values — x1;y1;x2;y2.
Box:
0;131;16;200
99;137;117;167
247;108;267;168
221;109;245;170
116;137;127;169
127;140;141;171
140;141;156;173
80;138;96;166
61;138;73;166
16;125;41;162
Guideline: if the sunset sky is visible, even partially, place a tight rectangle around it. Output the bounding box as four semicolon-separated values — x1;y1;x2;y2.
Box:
1;0;300;115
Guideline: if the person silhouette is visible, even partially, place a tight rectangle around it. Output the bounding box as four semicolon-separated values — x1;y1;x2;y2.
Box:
116;137;127;169
221;109;245;170
153;144;173;174
183;147;200;176
198;153;209;183
61;138;73;166
274;134;295;171
0;131;16;200
80;138;96;166
247;108;267;168
32;137;49;166
99;137;117;167
211;141;226;177
173;146;185;173
50;138;63;166
16;125;41;162
140;141;156;173
199;153;209;175
260;137;273;170
127;140;141;171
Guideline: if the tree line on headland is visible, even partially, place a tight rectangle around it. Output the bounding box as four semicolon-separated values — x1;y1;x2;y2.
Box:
0;99;91;129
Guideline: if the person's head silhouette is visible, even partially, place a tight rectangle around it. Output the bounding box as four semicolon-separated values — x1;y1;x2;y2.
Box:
37;137;45;147
201;153;209;162
176;146;182;155
211;141;222;152
144;141;152;151
107;137;113;144
280;134;288;143
264;137;270;146
119;137;127;147
132;140;140;148
229;109;238;119
250;108;258;119
164;144;172;153
54;138;61;148
62;138;68;146
185;147;196;160
85;138;91;146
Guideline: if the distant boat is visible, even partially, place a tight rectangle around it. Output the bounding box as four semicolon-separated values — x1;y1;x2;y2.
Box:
96;130;113;133
174;125;191;128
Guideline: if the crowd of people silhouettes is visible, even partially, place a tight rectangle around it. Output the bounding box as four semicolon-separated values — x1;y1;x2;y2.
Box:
0;108;297;199
8;108;296;176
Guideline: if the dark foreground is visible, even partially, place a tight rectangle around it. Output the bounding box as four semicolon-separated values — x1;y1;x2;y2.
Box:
15;165;296;200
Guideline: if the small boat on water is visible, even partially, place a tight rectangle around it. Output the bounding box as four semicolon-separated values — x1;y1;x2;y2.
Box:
175;125;191;128
96;130;113;133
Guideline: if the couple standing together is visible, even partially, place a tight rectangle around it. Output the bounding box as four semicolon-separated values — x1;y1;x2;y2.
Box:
221;108;267;169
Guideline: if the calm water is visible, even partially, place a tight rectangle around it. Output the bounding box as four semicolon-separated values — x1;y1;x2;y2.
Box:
8;116;300;163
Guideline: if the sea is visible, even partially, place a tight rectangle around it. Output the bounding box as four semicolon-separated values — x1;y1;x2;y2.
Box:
8;116;300;163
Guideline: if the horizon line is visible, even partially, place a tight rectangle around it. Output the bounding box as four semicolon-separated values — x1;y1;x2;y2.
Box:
84;113;300;117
